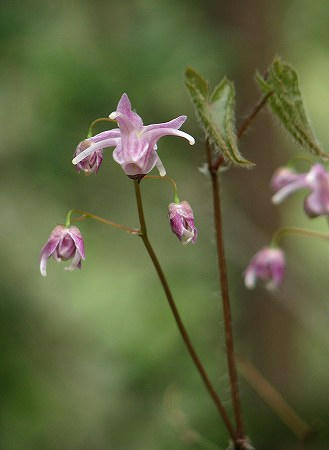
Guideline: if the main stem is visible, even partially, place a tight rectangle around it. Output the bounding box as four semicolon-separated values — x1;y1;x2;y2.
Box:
133;179;236;443
206;143;245;442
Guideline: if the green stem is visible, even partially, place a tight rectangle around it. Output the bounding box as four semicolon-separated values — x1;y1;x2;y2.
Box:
271;226;329;247
87;117;115;137
68;209;139;235
133;180;237;443
65;209;73;227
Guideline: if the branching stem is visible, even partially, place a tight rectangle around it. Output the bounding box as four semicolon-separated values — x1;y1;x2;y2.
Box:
237;91;273;139
67;209;139;235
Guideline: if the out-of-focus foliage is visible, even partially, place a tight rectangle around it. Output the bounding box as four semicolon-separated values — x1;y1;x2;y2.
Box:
1;0;328;449
256;57;328;160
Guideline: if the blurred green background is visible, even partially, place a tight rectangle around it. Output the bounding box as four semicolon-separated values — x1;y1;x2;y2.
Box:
1;0;328;449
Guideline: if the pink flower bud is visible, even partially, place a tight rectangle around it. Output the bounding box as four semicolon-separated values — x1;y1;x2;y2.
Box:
244;247;285;290
168;201;197;245
40;225;85;276
74;140;103;175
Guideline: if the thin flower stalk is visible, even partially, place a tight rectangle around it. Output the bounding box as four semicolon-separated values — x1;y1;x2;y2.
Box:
133;179;237;443
144;175;180;203
87;117;116;138
271;226;329;247
67;209;139;235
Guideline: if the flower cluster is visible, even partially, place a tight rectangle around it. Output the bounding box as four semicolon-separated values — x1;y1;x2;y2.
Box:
72;93;195;177
245;163;329;290
40;94;197;276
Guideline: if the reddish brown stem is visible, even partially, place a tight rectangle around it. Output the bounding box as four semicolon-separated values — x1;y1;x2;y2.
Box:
237;91;273;139
206;142;245;443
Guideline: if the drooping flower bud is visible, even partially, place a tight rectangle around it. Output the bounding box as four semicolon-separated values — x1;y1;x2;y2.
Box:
74;140;103;174
244;247;285;290
40;225;85;276
271;164;329;218
73;129;121;175
168;201;197;245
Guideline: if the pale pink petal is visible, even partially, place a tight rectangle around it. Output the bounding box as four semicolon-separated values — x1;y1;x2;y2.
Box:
110;93;143;131
40;230;63;277
272;177;308;204
68;227;85;260
143;116;187;132
90;129;120;143
143;127;195;146
65;250;82;271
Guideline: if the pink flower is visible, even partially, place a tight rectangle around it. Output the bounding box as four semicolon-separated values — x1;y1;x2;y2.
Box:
40;225;85;277
244;247;285;290
271;164;329;218
72;93;195;177
168;201;197;245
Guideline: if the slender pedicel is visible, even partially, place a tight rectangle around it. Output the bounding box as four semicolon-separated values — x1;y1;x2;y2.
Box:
144;175;180;203
87;117;116;137
271;226;329;247
67;209;139;235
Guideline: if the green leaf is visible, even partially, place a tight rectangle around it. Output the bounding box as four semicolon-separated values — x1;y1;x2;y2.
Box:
185;67;254;168
256;57;328;160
